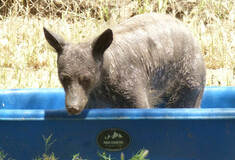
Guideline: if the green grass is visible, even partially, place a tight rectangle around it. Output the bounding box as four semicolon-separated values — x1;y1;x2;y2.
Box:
0;0;234;88
0;150;8;160
0;134;149;160
0;149;149;160
97;149;149;160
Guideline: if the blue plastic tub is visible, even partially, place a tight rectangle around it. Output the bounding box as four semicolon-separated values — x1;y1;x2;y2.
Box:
0;86;235;160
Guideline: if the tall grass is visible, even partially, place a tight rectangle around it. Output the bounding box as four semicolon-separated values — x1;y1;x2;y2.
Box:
0;0;234;88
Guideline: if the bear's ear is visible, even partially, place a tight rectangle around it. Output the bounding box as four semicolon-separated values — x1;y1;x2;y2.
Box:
92;29;113;61
43;27;65;54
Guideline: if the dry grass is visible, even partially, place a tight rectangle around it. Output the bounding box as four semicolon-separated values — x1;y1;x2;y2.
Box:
0;0;234;89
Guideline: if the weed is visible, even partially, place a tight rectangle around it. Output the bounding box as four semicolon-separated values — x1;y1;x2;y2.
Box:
42;134;56;155
0;150;7;160
34;134;58;160
72;153;85;160
0;150;14;160
97;151;114;160
129;149;149;160
34;153;58;160
97;149;149;160
1;139;149;160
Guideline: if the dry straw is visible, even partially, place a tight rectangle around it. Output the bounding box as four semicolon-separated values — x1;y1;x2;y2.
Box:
0;0;234;88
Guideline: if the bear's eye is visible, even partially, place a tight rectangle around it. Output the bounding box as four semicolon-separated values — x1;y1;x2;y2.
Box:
79;76;91;87
83;77;90;82
59;74;71;82
80;77;90;83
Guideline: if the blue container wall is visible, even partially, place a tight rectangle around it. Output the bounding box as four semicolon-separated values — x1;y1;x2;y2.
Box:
0;88;65;110
0;86;235;160
2;118;235;160
201;86;235;108
1;86;235;110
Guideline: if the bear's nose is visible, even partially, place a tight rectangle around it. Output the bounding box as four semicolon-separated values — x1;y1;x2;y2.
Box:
66;106;81;115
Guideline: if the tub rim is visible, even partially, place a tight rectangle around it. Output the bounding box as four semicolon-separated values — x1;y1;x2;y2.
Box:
1;108;235;120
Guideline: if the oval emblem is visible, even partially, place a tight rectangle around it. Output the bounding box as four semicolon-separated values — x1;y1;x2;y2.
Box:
97;128;131;151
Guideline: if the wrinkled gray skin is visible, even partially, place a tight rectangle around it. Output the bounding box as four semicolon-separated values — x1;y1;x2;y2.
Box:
44;13;206;115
